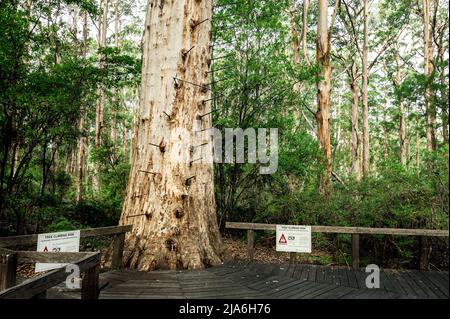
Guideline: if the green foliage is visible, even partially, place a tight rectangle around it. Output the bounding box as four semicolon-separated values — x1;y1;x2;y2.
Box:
0;0;140;236
45;216;82;233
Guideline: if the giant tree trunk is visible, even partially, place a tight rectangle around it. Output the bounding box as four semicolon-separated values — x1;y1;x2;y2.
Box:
422;0;436;151
119;0;223;271
350;62;360;180
315;0;332;196
361;0;370;177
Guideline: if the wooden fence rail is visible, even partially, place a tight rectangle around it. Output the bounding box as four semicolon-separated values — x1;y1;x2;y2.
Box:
226;222;449;270
0;225;132;299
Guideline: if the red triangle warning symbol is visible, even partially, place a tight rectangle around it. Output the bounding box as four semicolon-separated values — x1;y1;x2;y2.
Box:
43;246;48;252
279;234;287;244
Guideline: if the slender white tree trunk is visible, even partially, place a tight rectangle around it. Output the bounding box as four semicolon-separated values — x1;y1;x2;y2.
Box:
93;0;109;192
350;62;360;180
423;0;436;151
76;11;89;203
395;51;407;166
316;0;332;196
362;0;370;177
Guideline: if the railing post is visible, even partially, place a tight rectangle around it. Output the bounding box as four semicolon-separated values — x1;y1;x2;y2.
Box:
0;250;17;291
247;229;254;260
352;234;360;269
111;233;125;269
81;265;100;299
419;236;430;271
289;252;297;264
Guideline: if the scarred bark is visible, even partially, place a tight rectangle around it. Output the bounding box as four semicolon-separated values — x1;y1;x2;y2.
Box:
119;0;223;271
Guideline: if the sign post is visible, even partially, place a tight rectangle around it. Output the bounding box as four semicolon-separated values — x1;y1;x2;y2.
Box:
35;230;80;272
276;225;312;253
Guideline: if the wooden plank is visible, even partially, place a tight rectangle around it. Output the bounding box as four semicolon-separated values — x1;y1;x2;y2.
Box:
321;267;333;285
288;282;335;299
307;265;318;282
338;267;350;287
291;263;303;279
329;267;341;286
0;251;17;291
403;271;440;299
264;279;310;296
0;225;132;248
313;285;355;299
316;267;327;284
296;283;340;299
285;261;297;278
398;270;431;298
379;271;396;293
225;222;449;237
276;281;318;298
244;276;290;290
81;264;100;299
16;251;94;263
0;252;100;299
299;264;311;282
414;271;448;298
383;270;407;295
389;270;418;297
345;268;359;288
354;268;368;289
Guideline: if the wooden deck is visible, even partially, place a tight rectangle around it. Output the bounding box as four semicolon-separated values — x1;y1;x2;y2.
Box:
48;260;449;299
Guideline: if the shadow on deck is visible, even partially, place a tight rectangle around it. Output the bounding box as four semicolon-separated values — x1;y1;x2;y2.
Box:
52;260;449;299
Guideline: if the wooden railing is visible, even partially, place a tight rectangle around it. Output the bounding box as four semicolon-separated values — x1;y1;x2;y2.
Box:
0;225;132;299
226;222;449;270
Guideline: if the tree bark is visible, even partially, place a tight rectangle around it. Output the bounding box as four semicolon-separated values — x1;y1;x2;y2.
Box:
416;122;421;171
290;1;300;67
435;17;448;146
361;0;370;177
119;0;223;270
316;0;332;196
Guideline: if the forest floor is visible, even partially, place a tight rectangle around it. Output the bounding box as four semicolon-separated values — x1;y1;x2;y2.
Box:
222;234;339;266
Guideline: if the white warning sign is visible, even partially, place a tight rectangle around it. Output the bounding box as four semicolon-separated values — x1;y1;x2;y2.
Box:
35;230;80;272
276;225;311;253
